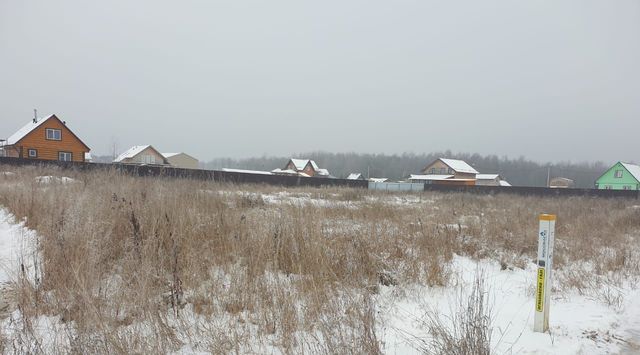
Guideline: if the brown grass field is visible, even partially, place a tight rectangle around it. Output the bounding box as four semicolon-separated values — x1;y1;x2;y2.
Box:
0;166;638;354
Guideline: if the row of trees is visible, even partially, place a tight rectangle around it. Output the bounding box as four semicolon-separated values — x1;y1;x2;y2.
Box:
203;151;611;188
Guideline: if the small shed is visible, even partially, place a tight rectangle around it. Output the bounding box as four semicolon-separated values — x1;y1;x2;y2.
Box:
549;177;574;188
347;173;365;180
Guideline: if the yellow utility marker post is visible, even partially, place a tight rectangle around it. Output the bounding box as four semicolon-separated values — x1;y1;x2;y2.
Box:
534;214;556;333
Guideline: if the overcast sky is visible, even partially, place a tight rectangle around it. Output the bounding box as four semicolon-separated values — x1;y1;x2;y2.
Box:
1;1;639;163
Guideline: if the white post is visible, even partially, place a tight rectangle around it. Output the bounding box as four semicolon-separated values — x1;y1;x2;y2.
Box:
534;214;556;333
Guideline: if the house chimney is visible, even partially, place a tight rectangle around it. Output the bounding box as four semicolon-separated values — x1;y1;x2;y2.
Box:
33;109;38;123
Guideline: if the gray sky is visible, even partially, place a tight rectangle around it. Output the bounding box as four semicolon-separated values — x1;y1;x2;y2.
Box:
1;0;639;163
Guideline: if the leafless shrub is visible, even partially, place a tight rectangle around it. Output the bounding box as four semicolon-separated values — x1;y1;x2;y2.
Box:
417;272;492;355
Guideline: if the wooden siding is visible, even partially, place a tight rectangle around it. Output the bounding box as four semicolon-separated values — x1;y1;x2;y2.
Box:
285;160;316;176
422;160;455;175
13;117;89;162
422;160;476;180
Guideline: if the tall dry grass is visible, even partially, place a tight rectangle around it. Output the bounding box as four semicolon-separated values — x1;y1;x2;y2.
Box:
0;165;638;353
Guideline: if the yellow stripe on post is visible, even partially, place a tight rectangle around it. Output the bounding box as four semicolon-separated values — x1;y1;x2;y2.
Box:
539;214;556;221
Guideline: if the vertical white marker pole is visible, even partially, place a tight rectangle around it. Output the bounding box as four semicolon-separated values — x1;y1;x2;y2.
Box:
534;214;556;333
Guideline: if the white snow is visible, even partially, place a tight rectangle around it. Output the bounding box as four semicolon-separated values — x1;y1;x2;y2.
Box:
35;175;78;184
499;180;512;187
288;159;321;171
315;168;330;176
114;145;152;162
222;168;273;175
0;208;39;286
5;115;54;145
369;177;388;183
409;174;454;181
378;255;640;354
439;158;479;174
620;162;640;182
347;173;363;180
289;159;311;170
476;174;500;180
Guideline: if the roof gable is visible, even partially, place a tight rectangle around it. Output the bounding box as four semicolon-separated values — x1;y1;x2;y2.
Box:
288;159;309;170
288;158;319;172
595;162;640;184
162;152;198;160
114;145;168;164
5;114;90;150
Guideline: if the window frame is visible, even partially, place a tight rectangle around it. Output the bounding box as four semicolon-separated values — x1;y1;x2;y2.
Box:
58;151;72;162
28;149;38;158
46;128;62;141
614;170;623;178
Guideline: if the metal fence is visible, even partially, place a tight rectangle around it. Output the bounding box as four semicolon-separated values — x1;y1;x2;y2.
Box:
0;157;637;199
368;182;424;192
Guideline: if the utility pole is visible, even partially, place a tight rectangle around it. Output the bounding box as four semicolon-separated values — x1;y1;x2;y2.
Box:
546;165;551;187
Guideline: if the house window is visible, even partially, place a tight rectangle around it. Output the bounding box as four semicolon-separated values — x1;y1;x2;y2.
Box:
28;149;37;158
430;168;436;174
46;128;62;140
440;167;447;174
58;151;72;161
142;155;156;164
605;185;612;190
614;170;623;178
623;186;631;190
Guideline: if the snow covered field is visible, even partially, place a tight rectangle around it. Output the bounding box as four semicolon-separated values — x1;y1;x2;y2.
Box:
0;168;639;354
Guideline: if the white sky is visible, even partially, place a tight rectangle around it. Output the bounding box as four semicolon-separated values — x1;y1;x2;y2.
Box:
1;0;639;163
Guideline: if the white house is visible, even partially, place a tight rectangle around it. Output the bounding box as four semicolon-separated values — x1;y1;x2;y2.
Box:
114;145;169;165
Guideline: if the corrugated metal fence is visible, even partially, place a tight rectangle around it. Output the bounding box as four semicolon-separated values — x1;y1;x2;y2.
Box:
0;157;637;199
368;182;424;192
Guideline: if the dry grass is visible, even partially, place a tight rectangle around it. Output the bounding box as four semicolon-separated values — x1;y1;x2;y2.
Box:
417;271;492;355
0;165;638;353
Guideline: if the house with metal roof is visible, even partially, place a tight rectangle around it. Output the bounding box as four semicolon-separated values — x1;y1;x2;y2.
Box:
114;145;169;166
275;158;330;177
595;162;640;190
421;158;479;180
1;114;90;162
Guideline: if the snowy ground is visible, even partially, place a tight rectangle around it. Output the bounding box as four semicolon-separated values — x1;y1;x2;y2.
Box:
0;205;638;354
377;256;640;354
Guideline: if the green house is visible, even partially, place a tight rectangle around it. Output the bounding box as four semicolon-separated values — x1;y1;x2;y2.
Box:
595;162;640;190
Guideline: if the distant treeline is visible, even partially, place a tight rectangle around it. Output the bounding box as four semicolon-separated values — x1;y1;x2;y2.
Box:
202;151;610;188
